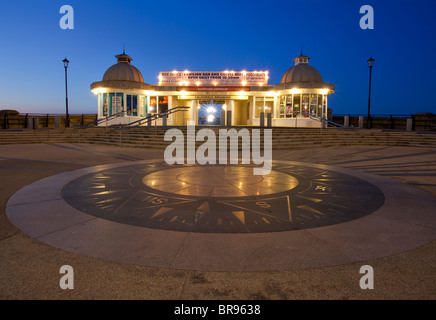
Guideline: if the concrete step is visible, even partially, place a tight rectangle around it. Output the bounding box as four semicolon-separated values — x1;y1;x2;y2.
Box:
2;128;436;150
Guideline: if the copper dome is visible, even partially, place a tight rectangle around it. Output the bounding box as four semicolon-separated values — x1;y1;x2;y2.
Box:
281;54;323;84
102;53;144;83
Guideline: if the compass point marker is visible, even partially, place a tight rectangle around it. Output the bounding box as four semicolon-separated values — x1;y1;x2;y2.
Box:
297;205;325;215
150;207;173;219
232;211;246;225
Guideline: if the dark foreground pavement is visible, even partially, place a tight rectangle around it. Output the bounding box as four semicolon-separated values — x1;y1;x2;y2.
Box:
0;143;435;300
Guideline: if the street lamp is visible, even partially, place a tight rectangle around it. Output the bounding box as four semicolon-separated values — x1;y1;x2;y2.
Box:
366;57;375;129
63;58;70;127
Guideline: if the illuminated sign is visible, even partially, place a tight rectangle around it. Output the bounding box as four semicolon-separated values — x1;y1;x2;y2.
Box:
159;71;269;86
177;95;249;100
176;87;250;92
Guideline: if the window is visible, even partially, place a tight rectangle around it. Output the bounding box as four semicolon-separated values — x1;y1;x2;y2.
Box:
254;97;274;118
286;95;293;117
309;94;317;115
109;93;123;116
255;97;264;118
280;95;304;118
278;93;324;118
323;95;327;118
138;95;146;117
279;95;285;118
302;94;309;115
265;97;274;115
318;95;323;118
158;96;169;113
102;93;108;116
149;96;157;114
127;95;138;116
293;94;301;116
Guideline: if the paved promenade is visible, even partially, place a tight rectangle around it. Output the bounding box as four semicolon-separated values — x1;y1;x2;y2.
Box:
0;143;435;299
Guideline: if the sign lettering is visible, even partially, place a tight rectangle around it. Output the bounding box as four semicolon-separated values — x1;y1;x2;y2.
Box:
159;71;269;86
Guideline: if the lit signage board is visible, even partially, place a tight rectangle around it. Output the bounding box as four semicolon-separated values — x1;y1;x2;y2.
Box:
158;71;269;86
178;95;249;100
176;87;250;92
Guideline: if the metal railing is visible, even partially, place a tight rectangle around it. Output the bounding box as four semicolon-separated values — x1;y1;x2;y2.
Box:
76;106;190;129
76;110;128;128
126;106;190;127
300;112;349;128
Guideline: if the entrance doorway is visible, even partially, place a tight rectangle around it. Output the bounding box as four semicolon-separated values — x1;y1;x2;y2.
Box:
126;95;137;116
198;101;223;125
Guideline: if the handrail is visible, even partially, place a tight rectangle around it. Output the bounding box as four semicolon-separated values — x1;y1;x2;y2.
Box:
76;106;189;128
127;106;190;127
300;112;349;128
127;113;160;127
334;113;413;118
76;110;128;128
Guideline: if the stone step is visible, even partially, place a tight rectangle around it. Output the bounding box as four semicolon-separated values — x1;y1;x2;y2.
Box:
2;128;436;150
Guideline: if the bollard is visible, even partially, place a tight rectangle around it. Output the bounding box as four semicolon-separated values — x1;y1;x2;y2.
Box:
344;115;350;127
406;118;413;131
220;110;226;126
267;113;272;127
33;117;39;129
3;114;9;129
259;112;265;127
226;110;232;127
28;116;34;129
358;116;364;129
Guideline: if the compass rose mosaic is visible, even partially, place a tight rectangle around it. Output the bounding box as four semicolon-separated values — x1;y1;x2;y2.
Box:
63;162;385;233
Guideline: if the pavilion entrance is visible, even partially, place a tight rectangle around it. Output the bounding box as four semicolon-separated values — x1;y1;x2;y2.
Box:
197;100;224;125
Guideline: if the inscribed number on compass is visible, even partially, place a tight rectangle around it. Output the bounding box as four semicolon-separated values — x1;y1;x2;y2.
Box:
142;195;169;205
256;201;271;209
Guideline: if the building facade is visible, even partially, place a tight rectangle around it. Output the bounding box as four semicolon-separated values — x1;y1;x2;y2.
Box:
90;52;335;127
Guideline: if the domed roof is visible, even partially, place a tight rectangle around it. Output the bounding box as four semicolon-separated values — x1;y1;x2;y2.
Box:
102;53;144;83
281;54;323;84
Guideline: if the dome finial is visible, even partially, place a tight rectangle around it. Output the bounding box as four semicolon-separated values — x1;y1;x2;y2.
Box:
115;51;132;64
293;52;310;65
123;43;125;55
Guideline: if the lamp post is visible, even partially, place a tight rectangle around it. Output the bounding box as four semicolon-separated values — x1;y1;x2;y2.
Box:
366;57;375;129
63;58;70;127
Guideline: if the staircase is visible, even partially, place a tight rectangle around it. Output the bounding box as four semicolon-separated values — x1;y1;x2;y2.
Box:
1;127;436;149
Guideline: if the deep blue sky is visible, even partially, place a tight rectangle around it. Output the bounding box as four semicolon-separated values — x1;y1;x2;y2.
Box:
0;0;435;115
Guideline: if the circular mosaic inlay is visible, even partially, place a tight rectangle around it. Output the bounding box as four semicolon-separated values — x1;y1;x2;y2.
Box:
63;162;385;233
142;166;299;197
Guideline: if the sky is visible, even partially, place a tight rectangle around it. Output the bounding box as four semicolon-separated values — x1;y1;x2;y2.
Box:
0;0;435;116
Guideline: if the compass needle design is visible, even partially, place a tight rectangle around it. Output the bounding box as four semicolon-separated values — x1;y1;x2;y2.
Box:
297;205;325;216
94;197;123;205
232;211;246;225
295;195;323;203
150;207;173;219
194;201;209;224
90;184;106;189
